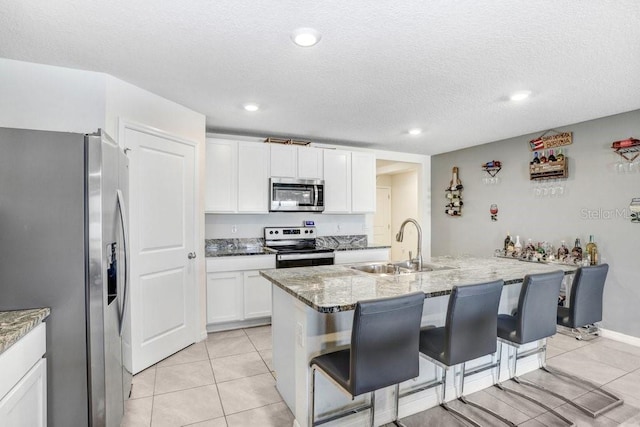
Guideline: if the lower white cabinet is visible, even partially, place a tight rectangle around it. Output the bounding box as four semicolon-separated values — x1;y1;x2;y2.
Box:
0;323;47;427
206;255;275;329
206;272;244;324
243;271;272;319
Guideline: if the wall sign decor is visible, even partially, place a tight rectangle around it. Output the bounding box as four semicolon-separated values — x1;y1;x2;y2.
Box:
482;160;502;184
611;137;640;162
529;130;573;151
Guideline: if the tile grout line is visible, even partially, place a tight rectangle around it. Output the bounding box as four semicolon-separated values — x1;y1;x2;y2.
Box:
205;332;230;426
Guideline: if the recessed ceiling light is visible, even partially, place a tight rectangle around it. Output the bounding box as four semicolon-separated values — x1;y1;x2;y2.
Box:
408;128;422;136
291;28;321;47
243;103;259;112
510;91;531;101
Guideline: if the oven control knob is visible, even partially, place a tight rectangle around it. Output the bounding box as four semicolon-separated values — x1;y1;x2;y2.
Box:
275;231;279;234
269;231;273;234
310;230;314;233
304;230;308;234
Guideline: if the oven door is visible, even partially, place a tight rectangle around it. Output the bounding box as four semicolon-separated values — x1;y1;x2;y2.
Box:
270;178;324;212
276;252;335;268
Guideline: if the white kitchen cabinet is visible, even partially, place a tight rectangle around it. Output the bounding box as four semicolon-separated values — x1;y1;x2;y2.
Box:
205;139;269;214
351;151;376;213
205;139;237;213
0;323;47;427
206;255;275;330
243;271;272;319
334;248;390;264
297;147;323;179
270;144;297;178
206;272;244;324
270;145;323;180
238;142;270;213
323;149;352;213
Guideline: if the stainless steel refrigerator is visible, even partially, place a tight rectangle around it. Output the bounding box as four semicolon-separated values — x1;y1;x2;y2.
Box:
0;127;132;427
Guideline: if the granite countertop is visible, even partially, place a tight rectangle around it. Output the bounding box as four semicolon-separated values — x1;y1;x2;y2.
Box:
260;256;577;313
0;308;50;355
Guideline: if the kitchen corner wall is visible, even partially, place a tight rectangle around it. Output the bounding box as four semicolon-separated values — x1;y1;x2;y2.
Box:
431;109;640;339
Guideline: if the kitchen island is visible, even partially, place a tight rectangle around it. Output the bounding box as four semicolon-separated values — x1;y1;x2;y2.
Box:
260;256;577;427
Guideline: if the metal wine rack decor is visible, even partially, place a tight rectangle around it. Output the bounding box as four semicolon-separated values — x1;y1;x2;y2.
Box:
445;166;463;216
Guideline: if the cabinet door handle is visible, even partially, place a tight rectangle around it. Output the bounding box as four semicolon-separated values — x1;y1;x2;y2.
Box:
188;252;197;259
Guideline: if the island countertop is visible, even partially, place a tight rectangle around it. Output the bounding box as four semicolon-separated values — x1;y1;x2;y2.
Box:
0;308;50;355
260;256;577;313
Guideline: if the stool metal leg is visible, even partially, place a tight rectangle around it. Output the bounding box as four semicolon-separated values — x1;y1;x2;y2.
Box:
309;367;316;427
511;340;623;418
494;341;575;426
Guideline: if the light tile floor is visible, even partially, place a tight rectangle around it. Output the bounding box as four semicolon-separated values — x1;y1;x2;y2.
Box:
122;327;640;426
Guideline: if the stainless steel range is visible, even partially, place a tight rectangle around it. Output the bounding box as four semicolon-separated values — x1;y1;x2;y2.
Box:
264;226;335;268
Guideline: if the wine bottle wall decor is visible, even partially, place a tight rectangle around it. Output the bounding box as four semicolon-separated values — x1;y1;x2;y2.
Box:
445;166;463;217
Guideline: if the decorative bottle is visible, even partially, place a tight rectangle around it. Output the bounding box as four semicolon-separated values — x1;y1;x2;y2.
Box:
586;235;598;265
557;240;568;260
514;235;522;254
556;148;564;161
449;167;463;190
571;238;583;261
532;152;540;164
540;150;548;163
548;149;557;162
504;232;512;251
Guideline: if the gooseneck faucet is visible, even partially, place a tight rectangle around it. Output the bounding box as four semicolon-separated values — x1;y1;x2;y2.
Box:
396;218;423;271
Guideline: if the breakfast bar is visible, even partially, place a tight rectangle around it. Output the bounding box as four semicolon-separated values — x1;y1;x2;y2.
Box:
260;256;577;427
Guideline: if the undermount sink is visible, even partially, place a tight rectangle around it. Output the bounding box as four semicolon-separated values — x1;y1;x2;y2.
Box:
350;263;413;275
351;262;456;275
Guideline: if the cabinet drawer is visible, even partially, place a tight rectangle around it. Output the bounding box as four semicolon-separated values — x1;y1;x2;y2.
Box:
206;255;275;273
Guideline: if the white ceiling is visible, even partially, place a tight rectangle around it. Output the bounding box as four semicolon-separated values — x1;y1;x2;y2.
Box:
1;1;639;155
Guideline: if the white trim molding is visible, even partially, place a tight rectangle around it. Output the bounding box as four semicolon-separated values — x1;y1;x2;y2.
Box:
599;328;640;348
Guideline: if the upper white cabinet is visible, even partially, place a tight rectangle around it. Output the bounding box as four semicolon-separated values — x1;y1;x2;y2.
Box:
270;145;323;180
323;149;352;213
351;151;376;213
205;139;237;212
323;149;376;214
206;138;375;214
297;147;323;179
237;142;270;213
270;144;297;178
205;139;269;214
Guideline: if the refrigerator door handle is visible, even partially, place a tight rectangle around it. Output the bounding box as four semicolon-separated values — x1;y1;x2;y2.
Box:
116;189;130;336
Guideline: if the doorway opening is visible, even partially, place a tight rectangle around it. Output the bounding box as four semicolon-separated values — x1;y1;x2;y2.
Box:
373;160;421;262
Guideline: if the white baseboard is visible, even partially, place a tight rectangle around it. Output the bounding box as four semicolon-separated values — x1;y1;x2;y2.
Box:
599;328;640;347
197;329;208;342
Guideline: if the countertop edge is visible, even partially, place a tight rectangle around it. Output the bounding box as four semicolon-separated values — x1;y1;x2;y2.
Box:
0;308;50;355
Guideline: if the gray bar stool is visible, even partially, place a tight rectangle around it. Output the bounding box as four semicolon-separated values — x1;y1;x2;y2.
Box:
554;264;623;416
405;280;514;427
495;270;574;425
557;264;608;340
309;292;425;427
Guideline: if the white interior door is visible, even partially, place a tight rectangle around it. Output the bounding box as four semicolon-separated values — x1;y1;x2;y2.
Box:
123;123;197;373
373;186;392;245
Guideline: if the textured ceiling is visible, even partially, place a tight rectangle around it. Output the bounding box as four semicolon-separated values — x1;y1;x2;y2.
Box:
1;1;639;155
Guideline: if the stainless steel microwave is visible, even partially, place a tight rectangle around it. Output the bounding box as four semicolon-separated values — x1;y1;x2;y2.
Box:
269;178;324;212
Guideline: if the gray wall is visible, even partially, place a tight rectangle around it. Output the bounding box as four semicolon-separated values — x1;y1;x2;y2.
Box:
431;109;640;338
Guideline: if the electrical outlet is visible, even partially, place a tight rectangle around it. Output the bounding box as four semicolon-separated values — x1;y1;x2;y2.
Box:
231;225;237;234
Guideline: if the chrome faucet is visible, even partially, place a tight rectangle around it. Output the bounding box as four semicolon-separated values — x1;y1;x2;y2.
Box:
396;218;423;271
